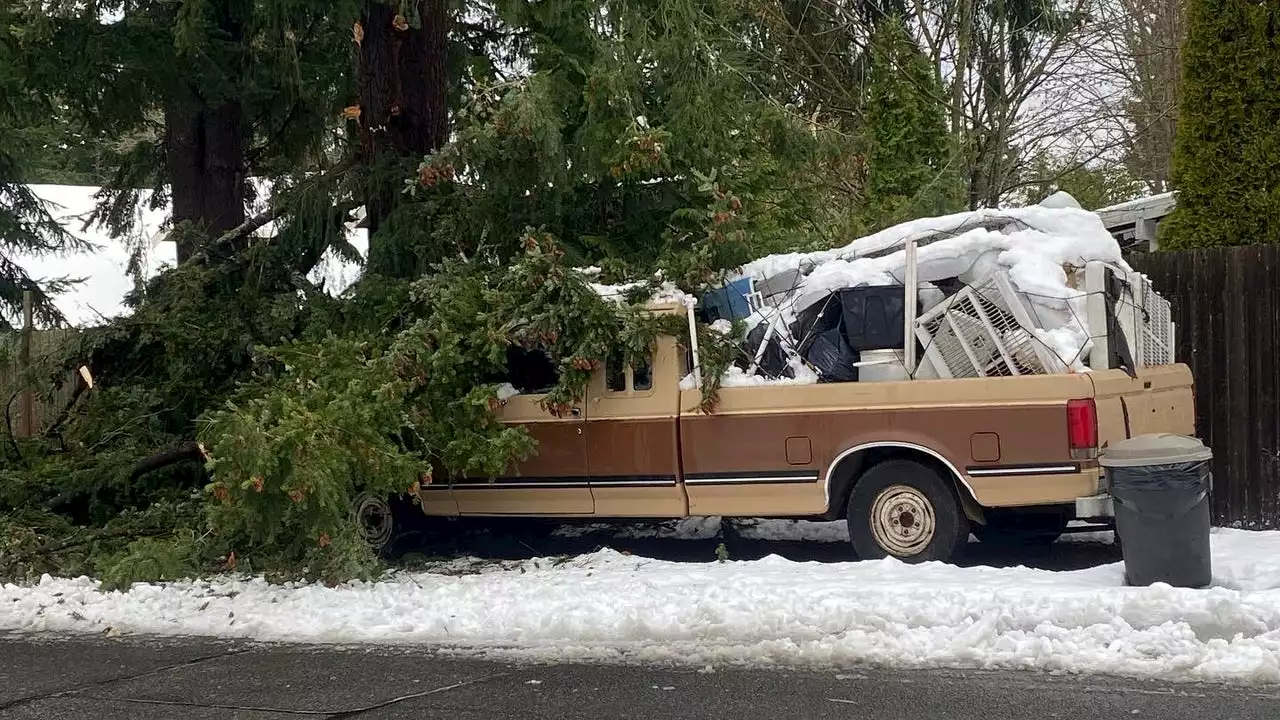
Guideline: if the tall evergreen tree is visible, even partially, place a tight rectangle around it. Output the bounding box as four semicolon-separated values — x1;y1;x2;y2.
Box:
859;18;962;228
1159;0;1280;249
410;0;865;282
356;0;451;277
0;27;90;328
1;0;356;266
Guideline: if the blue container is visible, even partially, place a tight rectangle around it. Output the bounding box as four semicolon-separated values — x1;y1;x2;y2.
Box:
701;278;754;322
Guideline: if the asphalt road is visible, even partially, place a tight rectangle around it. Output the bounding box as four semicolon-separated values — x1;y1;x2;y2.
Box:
3;634;1279;720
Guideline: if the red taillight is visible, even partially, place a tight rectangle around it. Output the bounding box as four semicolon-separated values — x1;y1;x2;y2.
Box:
1067;398;1098;456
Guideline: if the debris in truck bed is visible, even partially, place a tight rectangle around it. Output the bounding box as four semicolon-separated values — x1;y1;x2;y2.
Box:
694;201;1170;385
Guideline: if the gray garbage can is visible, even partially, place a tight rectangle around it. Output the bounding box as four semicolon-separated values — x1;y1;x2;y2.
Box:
1100;434;1213;588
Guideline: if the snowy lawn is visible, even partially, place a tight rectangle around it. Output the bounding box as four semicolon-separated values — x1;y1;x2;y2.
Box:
4;528;1280;685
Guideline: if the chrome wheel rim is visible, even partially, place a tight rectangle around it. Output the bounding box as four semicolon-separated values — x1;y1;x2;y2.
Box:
355;493;394;549
870;484;936;557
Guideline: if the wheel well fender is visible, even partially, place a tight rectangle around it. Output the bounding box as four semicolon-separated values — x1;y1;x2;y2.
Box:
825;442;985;524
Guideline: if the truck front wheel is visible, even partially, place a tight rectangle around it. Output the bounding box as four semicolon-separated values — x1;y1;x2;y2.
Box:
353;492;423;558
846;460;968;563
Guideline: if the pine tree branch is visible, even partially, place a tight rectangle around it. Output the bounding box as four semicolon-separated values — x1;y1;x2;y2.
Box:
184;206;289;267
127;441;206;482
186;159;358;267
40;380;88;440
12;525;173;565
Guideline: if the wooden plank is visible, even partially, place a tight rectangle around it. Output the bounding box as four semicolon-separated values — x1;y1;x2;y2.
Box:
1224;249;1250;525
1198;249;1230;523
1257;246;1280;528
1;327;81;436
19;291;34;437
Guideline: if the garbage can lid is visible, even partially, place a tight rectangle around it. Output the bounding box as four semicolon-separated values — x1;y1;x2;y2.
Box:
1099;433;1213;468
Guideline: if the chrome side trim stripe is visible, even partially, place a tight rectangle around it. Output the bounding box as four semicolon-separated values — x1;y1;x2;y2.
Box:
965;464;1080;477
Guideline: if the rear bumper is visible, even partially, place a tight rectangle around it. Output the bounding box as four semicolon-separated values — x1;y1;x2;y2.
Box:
1075;493;1114;518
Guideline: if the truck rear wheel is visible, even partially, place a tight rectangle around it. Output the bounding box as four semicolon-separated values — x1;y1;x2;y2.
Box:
846;460;968;563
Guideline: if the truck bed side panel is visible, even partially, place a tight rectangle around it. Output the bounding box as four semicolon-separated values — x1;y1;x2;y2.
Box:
679;373;1097;515
1089;364;1196;448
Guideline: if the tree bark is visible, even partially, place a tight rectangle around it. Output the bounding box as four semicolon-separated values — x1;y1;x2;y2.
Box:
165;100;247;264
163;0;249;264
358;0;450;274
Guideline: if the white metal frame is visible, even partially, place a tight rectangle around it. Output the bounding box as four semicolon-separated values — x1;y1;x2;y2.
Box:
914;271;1066;379
1084;261;1175;371
903;239;919;375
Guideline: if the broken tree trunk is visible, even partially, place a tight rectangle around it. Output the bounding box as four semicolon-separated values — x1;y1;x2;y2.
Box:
127;441;208;482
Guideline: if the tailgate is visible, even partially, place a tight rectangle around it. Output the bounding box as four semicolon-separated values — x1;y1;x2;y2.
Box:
1089;364;1196;448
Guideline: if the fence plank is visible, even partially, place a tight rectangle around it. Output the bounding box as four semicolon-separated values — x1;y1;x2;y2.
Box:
1132;244;1280;529
1224;251;1249;523
1256;247;1280;527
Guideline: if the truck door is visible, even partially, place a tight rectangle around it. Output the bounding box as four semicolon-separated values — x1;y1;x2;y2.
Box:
585;339;688;516
453;393;594;515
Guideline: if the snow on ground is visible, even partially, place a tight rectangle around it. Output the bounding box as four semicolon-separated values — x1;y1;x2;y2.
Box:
4;529;1280;684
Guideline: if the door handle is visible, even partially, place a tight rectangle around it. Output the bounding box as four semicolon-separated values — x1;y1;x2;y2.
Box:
570;407;581;417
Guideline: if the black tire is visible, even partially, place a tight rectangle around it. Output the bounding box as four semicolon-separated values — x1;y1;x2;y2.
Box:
353;492;423;558
846;459;968;563
973;511;1069;546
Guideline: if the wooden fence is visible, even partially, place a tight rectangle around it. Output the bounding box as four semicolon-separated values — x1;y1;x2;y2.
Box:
1130;245;1280;529
0;329;80;439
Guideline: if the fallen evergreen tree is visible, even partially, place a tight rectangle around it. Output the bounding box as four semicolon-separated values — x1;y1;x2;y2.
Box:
0;232;743;586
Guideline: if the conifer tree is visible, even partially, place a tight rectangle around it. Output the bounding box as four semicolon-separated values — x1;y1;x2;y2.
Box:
1159;0;1280;249
0;0;357;266
0;26;90;327
858;18;962;227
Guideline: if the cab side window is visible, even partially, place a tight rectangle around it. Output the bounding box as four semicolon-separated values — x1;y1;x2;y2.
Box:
604;348;655;393
606;348;627;392
632;356;653;391
504;346;559;394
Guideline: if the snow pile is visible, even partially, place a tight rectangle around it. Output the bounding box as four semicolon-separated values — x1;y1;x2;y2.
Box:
5;529;1280;684
736;205;1123;286
719;359;819;388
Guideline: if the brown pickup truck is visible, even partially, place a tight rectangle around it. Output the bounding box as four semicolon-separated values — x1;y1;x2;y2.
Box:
387;302;1195;563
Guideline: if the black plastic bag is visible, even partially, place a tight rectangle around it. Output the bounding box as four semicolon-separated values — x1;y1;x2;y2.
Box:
805;326;860;383
739;323;795;379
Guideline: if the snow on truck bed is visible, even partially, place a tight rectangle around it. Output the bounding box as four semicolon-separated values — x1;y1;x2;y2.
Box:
732;204;1129;375
5;528;1280;685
